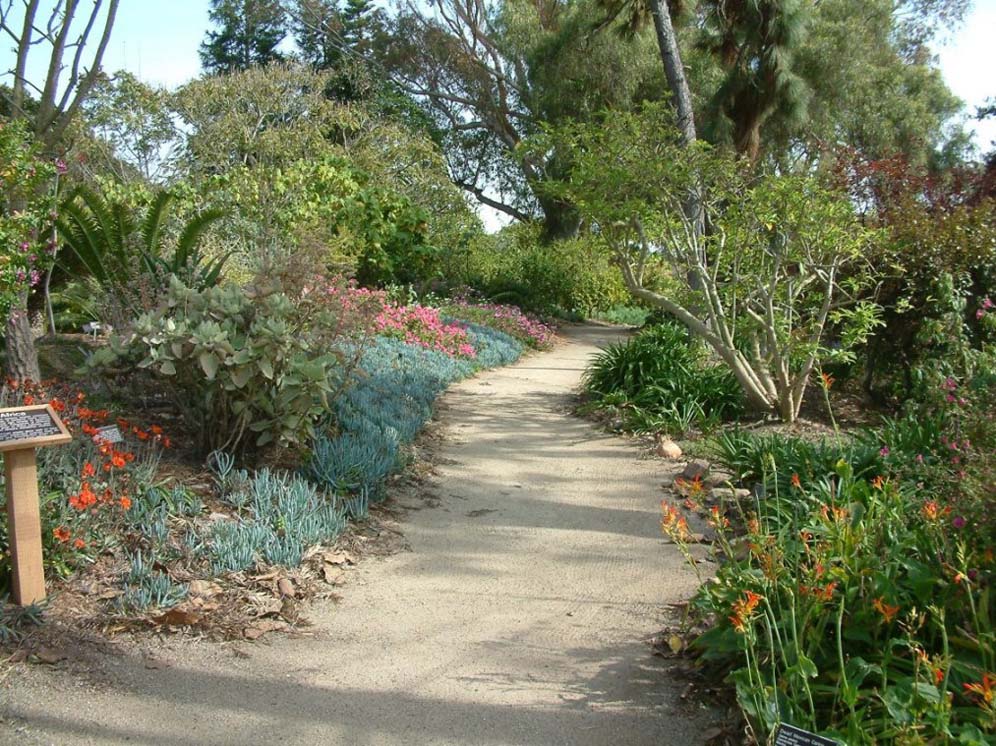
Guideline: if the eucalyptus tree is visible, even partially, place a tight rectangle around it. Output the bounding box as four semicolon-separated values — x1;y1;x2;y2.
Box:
381;0;662;240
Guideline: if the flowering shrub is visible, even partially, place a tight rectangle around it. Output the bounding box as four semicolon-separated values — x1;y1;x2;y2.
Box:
441;297;555;349
673;456;996;743
374;302;476;358
688;371;996;742
0;380;167;592
0;119;61;315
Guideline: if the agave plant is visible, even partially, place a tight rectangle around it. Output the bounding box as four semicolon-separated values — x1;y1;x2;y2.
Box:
57;186;228;321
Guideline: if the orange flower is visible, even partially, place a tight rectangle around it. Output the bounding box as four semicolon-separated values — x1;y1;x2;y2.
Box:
819;371;834;390
821;503;849;523
871;475;885;490
110;451;126;468
52;526;71;543
48;397;65;412
660;501;692;543
150;424;163;435
813;582;838;601
81;462;96;478
23;394;34;405
921;501;951;521
73;538;86;550
81;423;97;436
964;674;996;705
119;495;131;511
708;506;730;529
873;597;900;623
729;591;764;634
791;473;802;489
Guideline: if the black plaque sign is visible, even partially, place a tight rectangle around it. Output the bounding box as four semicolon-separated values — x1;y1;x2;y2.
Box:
774;724;839;746
0;405;72;452
95;425;124;443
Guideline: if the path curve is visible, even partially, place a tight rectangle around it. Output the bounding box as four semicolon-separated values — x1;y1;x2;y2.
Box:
1;324;708;746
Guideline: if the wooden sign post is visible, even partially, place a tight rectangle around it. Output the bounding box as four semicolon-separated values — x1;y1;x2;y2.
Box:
1;404;72;606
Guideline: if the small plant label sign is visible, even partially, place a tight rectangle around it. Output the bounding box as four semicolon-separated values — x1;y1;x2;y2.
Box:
95;424;123;443
774;724;839;746
0;404;73;606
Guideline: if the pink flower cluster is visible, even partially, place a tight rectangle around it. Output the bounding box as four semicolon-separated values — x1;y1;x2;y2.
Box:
977;297;994;320
446;299;555;349
374;302;476;358
313;277;476;358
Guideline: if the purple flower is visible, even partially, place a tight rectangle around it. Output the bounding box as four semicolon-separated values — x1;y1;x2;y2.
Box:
54;158;67;175
29;269;41;286
952;516;966;530
879;446;890;457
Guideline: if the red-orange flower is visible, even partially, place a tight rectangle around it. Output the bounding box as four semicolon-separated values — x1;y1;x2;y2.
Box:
23;394;34;405
871;475;885;490
150;424;163;435
73;538;86;550
820;372;835;390
110;451;126;468
964;674;996;705
81;462;96;478
791;473;802;489
873;597;900;623
119;495;132;511
52;526;71;543
729;590;764;634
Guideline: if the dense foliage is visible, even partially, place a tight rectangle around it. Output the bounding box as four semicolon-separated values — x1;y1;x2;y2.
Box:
583;321;743;436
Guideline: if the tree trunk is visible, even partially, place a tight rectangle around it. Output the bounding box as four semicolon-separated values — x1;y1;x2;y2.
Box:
538;195;582;242
647;0;696;146
646;0;704;238
5;292;41;382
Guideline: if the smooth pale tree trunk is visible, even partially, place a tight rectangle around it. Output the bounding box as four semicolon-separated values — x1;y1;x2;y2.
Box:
647;0;696;146
5;292;41;382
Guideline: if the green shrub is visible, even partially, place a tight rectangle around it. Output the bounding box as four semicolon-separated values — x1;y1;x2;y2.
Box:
593;304;651;326
455;224;627;316
583;321;744;435
88;277;343;457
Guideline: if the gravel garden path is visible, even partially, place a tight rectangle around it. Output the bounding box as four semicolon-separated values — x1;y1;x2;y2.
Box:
1;323;711;746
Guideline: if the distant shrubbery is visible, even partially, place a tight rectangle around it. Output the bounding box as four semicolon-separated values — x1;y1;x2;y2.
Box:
453;224;627;317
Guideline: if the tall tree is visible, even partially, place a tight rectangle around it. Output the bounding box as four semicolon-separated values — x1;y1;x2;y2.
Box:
200;0;287;74
383;0;662;240
0;0;120;381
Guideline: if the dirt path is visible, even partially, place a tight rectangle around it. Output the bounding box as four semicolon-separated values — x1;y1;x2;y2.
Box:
1;324;710;746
